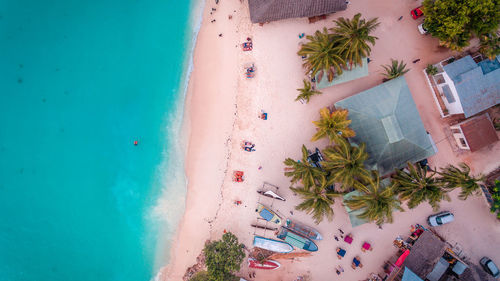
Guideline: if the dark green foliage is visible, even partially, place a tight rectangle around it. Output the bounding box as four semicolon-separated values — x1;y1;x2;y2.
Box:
284;145;327;189
321;139;371;191
290;175;343;224
392;163;450;210
438;163;485;200
330;13;380;68
190;271;209;281
298;14;379;82
422;0;500;50
425;64;438;76
345;171;404;225
295;79;322;103
203;232;245;281
490;180;500;219
381;59;410;80
479;33;500;60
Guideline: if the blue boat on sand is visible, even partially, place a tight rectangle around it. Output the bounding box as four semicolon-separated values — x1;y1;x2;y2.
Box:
253;236;293;253
277;227;318;252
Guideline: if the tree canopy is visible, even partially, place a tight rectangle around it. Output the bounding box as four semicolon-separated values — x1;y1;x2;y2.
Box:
203;232;245;281
423;0;500;50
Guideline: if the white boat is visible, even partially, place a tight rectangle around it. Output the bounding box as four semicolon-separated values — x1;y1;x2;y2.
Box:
253;236;293;253
257;190;286;201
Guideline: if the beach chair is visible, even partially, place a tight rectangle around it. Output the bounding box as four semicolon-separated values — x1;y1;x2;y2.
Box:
362;242;372;252
344;234;353;244
336;247;346;259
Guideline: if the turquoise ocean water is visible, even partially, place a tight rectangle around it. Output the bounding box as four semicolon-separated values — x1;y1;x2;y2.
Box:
0;0;200;280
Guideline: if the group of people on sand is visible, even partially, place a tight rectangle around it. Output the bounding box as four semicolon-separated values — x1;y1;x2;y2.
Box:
333;228;366;275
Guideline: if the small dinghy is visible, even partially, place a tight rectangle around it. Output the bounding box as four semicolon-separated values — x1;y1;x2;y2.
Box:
257;190;286;201
248;258;281;270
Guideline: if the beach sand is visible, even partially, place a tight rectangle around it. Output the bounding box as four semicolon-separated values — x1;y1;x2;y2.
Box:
160;0;500;280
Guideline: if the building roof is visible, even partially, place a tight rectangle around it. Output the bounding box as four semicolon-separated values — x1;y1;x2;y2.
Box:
403;231;447;278
247;0;347;23
315;58;369;89
334;76;436;175
443;55;500;118
459;113;499;152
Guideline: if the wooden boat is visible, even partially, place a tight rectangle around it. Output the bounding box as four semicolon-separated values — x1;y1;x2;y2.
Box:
277;227;318;252
257;190;286;201
248;258;281;270
286;219;323;240
251;224;277;231
256;204;282;225
253;236;293;253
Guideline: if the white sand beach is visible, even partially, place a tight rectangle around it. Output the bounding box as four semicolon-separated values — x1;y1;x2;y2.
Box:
159;0;500;280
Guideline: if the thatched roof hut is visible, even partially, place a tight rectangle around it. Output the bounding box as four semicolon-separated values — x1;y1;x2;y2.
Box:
247;0;347;23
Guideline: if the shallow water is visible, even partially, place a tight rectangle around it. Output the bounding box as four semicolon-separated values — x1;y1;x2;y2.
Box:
0;0;194;280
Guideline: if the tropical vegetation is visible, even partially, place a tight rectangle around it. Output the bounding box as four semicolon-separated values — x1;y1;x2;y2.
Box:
479;33;500;60
203;232;245;281
330;13;380;68
490;180;500;219
321;138;370;191
422;0;500;50
295;79;322;103
284;145;326;189
344;172;403;225
425;64;438;76
381;59;409;81
438;163;485;200
298;14;379;82
298;28;345;82
311;108;355;143
392;162;450;210
290;175;342;224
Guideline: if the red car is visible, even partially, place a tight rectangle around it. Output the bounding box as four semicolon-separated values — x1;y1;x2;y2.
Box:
411;7;424;19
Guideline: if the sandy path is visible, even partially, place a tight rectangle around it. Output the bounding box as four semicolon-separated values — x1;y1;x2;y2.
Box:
161;0;500;280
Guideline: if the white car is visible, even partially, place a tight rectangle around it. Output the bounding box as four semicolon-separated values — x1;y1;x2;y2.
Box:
418;23;428;34
428;211;454;226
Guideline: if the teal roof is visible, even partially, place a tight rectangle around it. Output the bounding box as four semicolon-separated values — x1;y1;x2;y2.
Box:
315;58;369;89
335;76;436;175
443;55;500;118
402;267;424;281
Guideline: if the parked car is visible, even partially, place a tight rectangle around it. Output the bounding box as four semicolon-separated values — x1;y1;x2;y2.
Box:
428;211;454;226
418;23;428;34
480;257;500;278
411;7;424;19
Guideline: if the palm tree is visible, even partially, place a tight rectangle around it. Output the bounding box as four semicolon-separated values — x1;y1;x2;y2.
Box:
381;59;410;81
330;13;380;68
321;139;371;191
290;176;343;224
438;163;485;200
344;172;403;225
392;162;450;210
297;28;345;82
284;145;326;189
479;33;500;60
311;108;355;143
295;79;322;103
